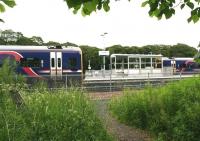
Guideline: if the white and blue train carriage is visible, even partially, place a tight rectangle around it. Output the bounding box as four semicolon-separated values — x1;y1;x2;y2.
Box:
0;45;83;83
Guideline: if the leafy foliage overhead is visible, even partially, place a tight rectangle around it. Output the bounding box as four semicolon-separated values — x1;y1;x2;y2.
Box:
0;0;16;22
64;0;200;23
1;0;200;23
65;0;111;15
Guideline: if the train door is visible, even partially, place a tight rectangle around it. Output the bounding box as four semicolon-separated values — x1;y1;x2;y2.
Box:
171;60;176;73
56;52;62;79
50;52;62;79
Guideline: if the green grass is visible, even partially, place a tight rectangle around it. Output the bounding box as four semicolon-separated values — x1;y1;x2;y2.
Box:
110;77;200;141
0;88;113;141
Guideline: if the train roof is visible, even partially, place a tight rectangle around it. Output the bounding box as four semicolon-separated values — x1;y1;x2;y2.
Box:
0;45;82;53
110;54;163;58
162;57;194;60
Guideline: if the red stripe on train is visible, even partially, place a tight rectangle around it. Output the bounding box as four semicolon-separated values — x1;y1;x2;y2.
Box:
0;51;23;61
0;51;40;77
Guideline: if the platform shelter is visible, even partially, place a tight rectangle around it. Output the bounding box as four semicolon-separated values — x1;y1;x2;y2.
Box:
110;54;163;75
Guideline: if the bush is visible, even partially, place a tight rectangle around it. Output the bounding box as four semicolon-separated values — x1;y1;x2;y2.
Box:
110;77;200;141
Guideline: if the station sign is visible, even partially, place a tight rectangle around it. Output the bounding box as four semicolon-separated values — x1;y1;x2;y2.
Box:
99;51;110;56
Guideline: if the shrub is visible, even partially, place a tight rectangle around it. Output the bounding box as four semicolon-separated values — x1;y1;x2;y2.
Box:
110;77;200;141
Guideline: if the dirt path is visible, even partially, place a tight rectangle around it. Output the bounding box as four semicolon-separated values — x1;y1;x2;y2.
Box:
95;99;153;141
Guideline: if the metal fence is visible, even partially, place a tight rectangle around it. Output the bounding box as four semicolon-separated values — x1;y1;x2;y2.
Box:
13;71;199;92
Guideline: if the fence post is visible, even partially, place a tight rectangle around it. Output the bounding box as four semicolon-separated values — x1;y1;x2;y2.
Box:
65;75;68;88
109;68;112;92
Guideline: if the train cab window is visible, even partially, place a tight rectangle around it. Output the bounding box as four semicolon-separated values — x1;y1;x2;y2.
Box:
68;57;77;69
20;58;41;68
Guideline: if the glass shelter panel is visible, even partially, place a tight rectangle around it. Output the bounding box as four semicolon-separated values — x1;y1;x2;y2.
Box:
129;57;139;69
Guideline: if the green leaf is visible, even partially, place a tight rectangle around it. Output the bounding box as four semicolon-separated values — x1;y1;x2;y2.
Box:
85;1;98;11
81;7;91;15
186;2;194;9
2;0;16;8
180;4;185;9
72;4;81;14
187;16;192;22
164;9;173;19
73;9;78;14
198;8;200;17
141;1;149;7
191;9;198;15
148;11;154;17
103;1;110;12
192;14;199;23
74;4;81;11
0;3;5;12
171;8;175;14
65;0;82;9
97;0;102;10
153;8;160;17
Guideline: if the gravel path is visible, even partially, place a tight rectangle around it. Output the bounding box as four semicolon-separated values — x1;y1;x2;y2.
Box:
95;99;153;141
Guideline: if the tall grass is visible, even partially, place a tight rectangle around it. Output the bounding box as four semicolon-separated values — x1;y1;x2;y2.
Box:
1;89;113;141
0;60;112;141
110;77;200;141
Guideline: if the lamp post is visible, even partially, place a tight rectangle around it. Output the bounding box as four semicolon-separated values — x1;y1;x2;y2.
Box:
100;32;108;71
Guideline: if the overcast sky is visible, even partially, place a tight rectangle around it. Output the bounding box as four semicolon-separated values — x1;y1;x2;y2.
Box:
0;0;200;49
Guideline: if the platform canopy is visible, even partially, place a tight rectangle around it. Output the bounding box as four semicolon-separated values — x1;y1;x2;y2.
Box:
110;54;163;74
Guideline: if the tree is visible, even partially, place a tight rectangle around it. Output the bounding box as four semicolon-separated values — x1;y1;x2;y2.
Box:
45;41;61;46
62;42;78;47
30;36;44;45
80;45;102;71
106;45;127;54
0;0;16;22
16;37;38;45
194;51;200;64
0;38;6;45
0;29;23;44
64;0;200;23
169;43;197;57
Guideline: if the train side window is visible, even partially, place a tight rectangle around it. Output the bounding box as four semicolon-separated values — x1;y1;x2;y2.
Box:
41;60;44;68
20;58;41;68
51;58;55;67
68;57;77;69
58;58;61;67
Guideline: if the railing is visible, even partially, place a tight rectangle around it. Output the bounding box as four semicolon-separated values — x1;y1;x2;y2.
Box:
1;71;199;92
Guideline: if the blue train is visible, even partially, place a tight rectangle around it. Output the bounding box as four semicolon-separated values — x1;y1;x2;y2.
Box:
0;45;83;84
162;57;199;73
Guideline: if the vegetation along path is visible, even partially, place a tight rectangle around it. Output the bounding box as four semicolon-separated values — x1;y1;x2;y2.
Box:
91;92;152;141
